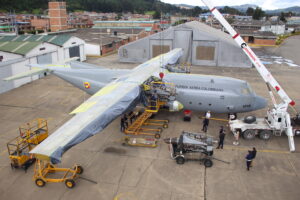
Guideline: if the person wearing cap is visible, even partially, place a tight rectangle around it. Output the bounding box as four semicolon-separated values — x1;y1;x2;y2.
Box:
217;126;226;149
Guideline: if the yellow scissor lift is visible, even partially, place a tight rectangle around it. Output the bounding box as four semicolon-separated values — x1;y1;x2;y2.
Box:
124;81;172;139
7;118;49;171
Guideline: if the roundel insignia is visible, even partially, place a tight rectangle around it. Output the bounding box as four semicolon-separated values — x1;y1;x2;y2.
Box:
84;82;90;89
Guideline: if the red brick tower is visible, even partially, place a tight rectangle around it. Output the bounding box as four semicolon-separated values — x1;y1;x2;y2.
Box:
48;1;67;32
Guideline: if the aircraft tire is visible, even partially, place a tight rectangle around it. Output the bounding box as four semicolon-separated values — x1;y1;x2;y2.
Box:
242;130;256;140
244;115;256;124
259;130;272;140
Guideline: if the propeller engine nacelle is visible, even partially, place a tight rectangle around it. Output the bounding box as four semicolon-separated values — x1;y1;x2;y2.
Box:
167;100;184;112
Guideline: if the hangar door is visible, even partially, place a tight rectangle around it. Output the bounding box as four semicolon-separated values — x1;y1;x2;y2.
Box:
174;30;192;63
192;41;218;66
69;46;80;59
150;39;172;58
37;53;52;64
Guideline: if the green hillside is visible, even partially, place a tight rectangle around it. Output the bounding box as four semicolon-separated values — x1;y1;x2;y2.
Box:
0;0;198;16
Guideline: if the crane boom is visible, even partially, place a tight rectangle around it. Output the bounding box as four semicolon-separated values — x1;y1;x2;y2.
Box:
200;0;295;109
200;0;296;151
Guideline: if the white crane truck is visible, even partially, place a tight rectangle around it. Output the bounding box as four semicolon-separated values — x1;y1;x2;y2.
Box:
200;0;300;151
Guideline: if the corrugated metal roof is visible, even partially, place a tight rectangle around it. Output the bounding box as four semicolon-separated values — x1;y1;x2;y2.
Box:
184;21;237;46
0;35;72;46
0;41;41;55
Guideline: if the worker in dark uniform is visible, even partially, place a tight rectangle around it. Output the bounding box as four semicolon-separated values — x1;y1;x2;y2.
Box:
217;126;226;149
123;114;128;128
250;147;257;167
150;91;158;110
128;111;134;124
120;117;125;132
245;151;253;171
202;118;209;132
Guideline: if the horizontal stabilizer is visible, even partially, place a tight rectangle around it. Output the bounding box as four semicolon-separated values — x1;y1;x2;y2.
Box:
3;68;47;81
57;57;79;65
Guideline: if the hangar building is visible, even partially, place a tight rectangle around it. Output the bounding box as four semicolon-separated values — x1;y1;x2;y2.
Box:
0;35;86;93
118;21;252;68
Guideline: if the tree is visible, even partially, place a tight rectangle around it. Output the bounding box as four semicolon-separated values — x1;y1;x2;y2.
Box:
252;7;265;20
152;10;161;19
192;6;202;17
246;7;254;16
280;12;286;22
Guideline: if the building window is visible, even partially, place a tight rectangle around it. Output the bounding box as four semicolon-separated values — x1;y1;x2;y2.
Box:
108;43;113;48
196;46;215;60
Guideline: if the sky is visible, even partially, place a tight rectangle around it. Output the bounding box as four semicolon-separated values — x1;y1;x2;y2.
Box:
161;0;300;10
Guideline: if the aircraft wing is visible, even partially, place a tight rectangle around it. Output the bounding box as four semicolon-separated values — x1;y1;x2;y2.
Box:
30;48;183;164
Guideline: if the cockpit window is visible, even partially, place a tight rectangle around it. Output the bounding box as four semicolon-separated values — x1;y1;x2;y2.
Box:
241;87;250;95
241;83;253;95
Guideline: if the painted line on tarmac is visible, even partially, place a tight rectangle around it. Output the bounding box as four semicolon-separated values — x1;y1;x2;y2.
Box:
224;146;290;154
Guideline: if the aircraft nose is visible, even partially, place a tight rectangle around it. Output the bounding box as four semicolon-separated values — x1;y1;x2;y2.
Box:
254;96;267;110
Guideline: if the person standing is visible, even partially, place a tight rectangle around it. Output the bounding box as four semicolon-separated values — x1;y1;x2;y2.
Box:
202;111;211;132
217;126;226;149
120;117;125;132
250;147;257;167
245;151;253;171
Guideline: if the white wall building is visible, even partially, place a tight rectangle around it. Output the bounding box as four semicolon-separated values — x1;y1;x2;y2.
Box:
261;21;286;35
0;41;59;93
0;35;86;93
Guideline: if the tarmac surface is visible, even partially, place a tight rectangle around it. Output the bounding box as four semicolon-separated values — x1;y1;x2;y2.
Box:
0;35;300;200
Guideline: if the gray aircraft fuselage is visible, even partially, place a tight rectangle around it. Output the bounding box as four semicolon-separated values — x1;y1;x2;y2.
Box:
53;63;267;114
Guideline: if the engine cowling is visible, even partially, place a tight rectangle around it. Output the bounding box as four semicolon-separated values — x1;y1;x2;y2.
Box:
167;100;184;112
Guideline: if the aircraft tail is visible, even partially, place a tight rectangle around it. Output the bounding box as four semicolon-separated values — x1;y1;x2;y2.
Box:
3;57;80;81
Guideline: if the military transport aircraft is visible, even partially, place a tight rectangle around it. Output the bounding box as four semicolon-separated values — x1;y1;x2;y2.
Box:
4;48;267;163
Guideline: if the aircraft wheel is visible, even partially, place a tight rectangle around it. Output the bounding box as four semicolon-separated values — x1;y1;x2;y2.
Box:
259;130;272;140
176;156;185;165
203;159;213;168
65;179;76;189
154;133;161;139
163;123;168;129
35;178;46;187
242;130;256;140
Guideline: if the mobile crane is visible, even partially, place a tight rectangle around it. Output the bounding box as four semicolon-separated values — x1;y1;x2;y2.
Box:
200;0;298;151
